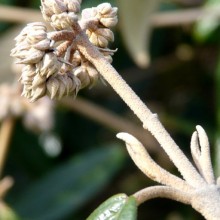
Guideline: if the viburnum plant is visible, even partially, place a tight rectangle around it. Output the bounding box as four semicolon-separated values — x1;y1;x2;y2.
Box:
11;0;220;220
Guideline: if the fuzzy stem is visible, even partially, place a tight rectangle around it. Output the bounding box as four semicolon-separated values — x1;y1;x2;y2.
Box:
133;186;191;206
0;117;14;177
75;28;206;188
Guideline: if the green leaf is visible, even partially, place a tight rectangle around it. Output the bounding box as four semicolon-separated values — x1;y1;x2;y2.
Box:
87;194;137;220
116;0;161;68
12;144;126;220
193;0;220;42
0;202;20;220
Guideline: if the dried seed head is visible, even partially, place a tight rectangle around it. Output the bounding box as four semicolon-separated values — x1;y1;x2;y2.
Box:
50;12;78;30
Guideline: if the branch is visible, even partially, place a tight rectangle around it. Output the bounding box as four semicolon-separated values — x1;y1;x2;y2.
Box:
59;97;158;152
151;6;220;28
0;117;15;177
1;4;220;28
74;28;206;187
117;132;192;192
190;126;215;184
133;185;191;206
0;5;42;23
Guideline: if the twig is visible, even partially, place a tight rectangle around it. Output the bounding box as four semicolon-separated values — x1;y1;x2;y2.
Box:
0;117;14;177
133;185;191;206
190;126;215;184
75;28;206;188
117;132;192;192
1;4;220;28
59;97;158;152
151;6;220;27
0;176;13;199
0;5;42;23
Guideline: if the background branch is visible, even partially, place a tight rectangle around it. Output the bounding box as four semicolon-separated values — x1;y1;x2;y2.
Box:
59;97;158;152
0;117;15;177
1;4;220;27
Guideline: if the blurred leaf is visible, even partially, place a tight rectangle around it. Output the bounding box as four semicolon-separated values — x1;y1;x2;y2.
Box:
0;202;20;220
214;52;220;177
116;0;161;68
193;0;220;42
12;144;126;220
87;194;137;220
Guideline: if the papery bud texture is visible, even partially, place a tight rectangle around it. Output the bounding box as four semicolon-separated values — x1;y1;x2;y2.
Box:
97;3;118;28
73;62;99;88
51;12;78;30
11;0;118;102
11;22;50;64
46;73;81;99
86;28;114;48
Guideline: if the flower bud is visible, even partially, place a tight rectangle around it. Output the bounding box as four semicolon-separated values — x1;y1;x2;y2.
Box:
50;12;78;30
87;28;114;48
30;84;47;102
40;0;67;22
36;53;60;78
96;3;118;28
64;0;81;13
46;73;81;99
74;66;90;89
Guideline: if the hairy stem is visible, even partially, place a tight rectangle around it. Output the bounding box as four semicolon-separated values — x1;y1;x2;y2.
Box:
133;186;191;206
75;28;206;188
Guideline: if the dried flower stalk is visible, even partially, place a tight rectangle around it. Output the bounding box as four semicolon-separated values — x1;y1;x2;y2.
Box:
11;1;220;219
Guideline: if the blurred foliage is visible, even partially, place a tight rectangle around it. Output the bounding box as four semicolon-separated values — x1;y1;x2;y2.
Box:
0;0;220;219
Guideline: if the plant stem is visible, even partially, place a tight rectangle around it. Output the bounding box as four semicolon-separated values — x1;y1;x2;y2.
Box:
133;186;191;205
0;117;14;177
75;30;206;187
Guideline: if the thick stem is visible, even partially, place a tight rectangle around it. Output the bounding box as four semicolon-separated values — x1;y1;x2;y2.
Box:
75;30;206;188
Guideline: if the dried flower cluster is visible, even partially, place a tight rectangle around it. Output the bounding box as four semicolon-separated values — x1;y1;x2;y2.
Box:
11;0;118;102
0;83;54;132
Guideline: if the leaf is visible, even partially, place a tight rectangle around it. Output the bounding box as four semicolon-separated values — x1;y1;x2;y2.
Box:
11;144;126;220
116;0;161;68
193;0;220;42
0;202;20;220
87;194;137;220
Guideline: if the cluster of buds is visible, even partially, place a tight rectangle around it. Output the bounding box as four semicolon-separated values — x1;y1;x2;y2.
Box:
11;0;118;102
0;83;54;132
